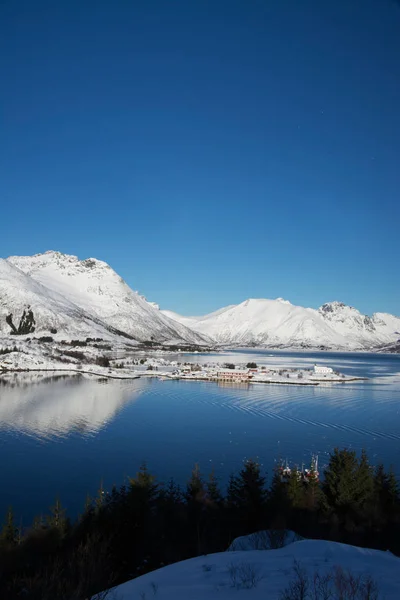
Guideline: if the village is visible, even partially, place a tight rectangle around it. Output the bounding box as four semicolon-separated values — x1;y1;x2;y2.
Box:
0;334;366;385
162;362;365;386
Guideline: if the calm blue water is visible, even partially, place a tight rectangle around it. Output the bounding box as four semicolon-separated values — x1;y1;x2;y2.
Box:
0;350;399;524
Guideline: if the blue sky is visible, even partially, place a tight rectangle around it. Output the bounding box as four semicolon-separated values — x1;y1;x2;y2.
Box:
1;0;399;316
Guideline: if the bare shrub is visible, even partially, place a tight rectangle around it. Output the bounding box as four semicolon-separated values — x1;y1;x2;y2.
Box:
149;581;159;596
279;562;381;600
310;572;333;600
228;561;262;589
333;566;380;600
280;560;309;600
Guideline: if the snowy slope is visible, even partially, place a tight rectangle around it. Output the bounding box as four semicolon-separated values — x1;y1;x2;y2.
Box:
372;312;400;337
163;298;400;349
105;538;400;599
318;301;394;346
0;259;118;339
6;252;209;345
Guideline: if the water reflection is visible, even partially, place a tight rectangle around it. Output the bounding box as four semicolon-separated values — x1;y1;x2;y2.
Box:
0;373;147;440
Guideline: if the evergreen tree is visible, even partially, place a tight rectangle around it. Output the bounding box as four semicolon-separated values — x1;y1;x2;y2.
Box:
117;463;162;573
375;464;400;516
0;507;17;546
227;459;267;533
159;478;183;509
130;462;158;492
269;465;287;503
128;462;159;520
32;513;45;531
95;480;106;512
206;470;223;506
185;463;206;504
386;467;400;508
323;448;360;513
354;449;374;510
157;479;186;562
304;463;323;511
47;498;70;537
286;465;304;509
185;465;207;555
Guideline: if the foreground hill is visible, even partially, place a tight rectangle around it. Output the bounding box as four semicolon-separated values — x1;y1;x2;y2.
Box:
104;537;400;599
4;251;209;345
163;298;400;350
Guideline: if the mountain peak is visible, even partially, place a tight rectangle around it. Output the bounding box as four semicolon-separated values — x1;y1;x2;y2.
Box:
4;251;210;345
319;301;348;313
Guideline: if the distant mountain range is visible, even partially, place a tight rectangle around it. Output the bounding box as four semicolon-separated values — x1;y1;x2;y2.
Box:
164;299;400;351
1;251;399;351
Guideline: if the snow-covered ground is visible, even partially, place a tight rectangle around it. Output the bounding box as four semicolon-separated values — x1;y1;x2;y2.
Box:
101;534;400;599
0;339;363;387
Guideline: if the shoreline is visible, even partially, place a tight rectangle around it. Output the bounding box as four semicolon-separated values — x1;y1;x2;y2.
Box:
0;367;368;386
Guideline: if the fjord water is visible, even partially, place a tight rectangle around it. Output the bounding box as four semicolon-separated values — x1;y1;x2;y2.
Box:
0;350;399;523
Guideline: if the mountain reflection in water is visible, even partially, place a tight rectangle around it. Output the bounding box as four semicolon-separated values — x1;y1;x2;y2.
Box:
0;373;147;440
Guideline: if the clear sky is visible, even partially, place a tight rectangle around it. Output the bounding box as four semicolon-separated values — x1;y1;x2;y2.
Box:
1;0;399;317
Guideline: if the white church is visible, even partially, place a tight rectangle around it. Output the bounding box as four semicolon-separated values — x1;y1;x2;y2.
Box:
313;364;334;375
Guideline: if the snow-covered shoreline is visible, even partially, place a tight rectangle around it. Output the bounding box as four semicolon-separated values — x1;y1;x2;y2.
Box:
0;338;366;386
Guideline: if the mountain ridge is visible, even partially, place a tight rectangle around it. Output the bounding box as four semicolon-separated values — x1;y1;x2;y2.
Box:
2;251;399;350
162;297;400;350
3;252;209;345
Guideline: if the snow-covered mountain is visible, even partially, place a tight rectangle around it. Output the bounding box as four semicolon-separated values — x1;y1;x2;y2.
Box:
163;298;400;350
2;252;209;345
0;258;117;339
2;251;399;350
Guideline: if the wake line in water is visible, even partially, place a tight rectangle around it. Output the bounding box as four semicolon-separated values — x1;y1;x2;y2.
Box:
217;399;400;442
142;382;400;443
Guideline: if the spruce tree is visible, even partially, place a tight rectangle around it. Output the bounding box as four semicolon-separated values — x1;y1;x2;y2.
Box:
207;470;223;506
375;465;400;515
157;479;185;562
286;465;304;509
355;449;374;510
185;464;207;555
47;498;70;537
124;463;161;572
386;467;400;508
185;463;206;504
161;478;183;506
95;480;106;512
0;507;17;546
128;462;159;519
227;459;267;533
304;463;323;511
32;513;45;531
323;448;360;513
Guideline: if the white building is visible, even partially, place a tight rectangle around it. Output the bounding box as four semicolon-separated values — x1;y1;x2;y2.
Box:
313;365;334;375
